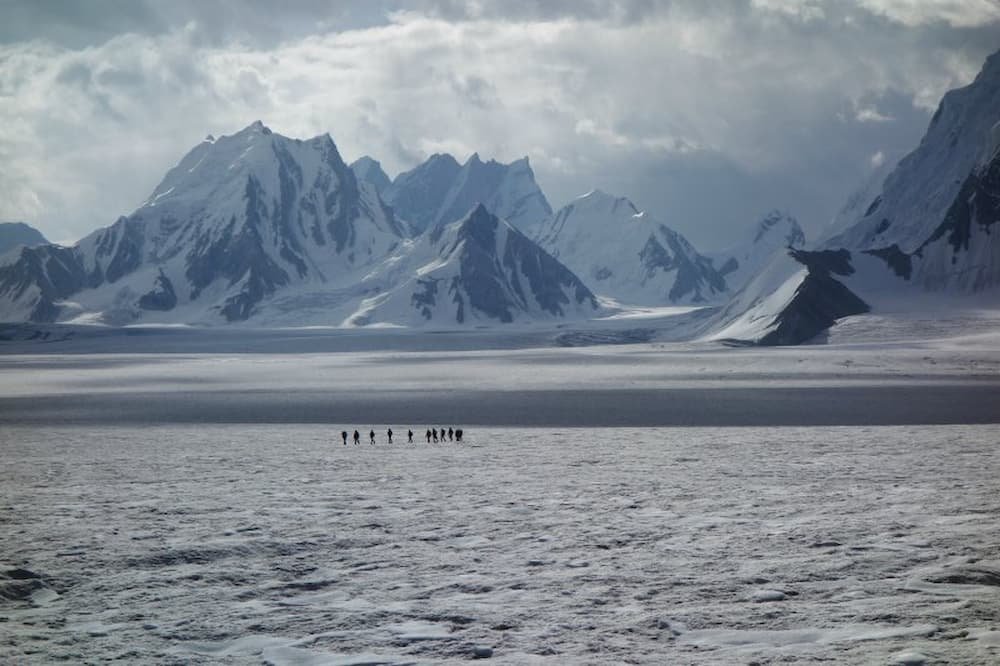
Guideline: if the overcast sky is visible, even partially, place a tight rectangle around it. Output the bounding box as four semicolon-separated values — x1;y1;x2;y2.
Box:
1;0;998;249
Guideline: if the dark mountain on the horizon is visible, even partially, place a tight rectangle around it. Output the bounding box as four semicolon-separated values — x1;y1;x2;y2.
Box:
382;152;552;235
0;222;48;256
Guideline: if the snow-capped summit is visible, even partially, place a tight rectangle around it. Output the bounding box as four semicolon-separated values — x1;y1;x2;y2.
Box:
710;210;806;294
827;49;1000;255
350;156;391;195
0;122;406;323
536;190;726;305
348;203;599;326
384;152;552;234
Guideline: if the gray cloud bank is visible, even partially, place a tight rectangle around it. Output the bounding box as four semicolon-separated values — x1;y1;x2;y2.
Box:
1;0;997;248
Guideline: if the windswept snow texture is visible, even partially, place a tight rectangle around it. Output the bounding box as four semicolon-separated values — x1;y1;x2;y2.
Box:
537;190;727;305
2;424;999;664
384;152;552;234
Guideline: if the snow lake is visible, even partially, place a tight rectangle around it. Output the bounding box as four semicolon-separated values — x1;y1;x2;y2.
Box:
3;424;998;664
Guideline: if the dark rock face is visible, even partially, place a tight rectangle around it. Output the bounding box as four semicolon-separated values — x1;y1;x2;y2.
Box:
138;271;177;311
758;271;870;346
0;245;87;322
445;205;597;323
864;244;913;280
755;249;869;346
640;228;727;302
918;149;1000;257
411;277;439;320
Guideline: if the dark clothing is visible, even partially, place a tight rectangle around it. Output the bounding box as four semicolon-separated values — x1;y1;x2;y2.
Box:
353;430;360;445
448;427;454;441
341;431;347;445
432;428;438;443
426;429;431;443
408;429;413;443
369;429;375;444
387;428;393;443
455;428;463;442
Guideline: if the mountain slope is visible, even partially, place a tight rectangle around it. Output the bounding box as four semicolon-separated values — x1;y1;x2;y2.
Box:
710;210;806;295
708;49;1000;345
536;190;727;305
349;204;600;326
350;156;392;195
384;153;552;234
0;122;407;324
0;222;48;256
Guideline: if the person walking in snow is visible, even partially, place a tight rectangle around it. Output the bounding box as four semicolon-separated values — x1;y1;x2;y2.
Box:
426;428;432;443
369;429;375;445
455;428;463;442
353;430;360;445
448;427;454;441
432;428;438;443
387;428;393;444
408;429;413;443
341;430;347;446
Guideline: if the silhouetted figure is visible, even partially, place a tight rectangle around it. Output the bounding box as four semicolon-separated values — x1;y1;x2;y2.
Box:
387;428;393;444
353;430;360;445
448;427;454;441
426;429;432;443
455;428;463;442
369;429;375;445
341;431;348;446
408;429;413;443
440;427;446;443
432;428;438;443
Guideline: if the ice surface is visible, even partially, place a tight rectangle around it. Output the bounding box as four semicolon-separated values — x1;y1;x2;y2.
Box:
2;424;999;663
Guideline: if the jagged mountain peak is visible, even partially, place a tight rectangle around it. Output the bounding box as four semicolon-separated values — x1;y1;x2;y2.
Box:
384;150;552;234
350;155;391;194
537;189;726;305
752;210;805;247
349;203;599;326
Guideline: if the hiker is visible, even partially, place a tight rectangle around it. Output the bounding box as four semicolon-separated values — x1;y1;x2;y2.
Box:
408;429;413;443
432;428;438;443
426;429;432;443
448;427;454;441
387;428;393;444
455;428;463;442
353;430;360;445
341;431;347;446
369;429;375;445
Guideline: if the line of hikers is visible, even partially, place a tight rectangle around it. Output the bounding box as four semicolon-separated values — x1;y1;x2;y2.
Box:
340;427;464;445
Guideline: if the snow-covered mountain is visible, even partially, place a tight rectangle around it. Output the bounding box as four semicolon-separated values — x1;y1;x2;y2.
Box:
350;156;391;195
705;49;1000;345
0;121;408;324
536;190;727;305
384;153;552;234
0;222;48;256
709;210;806;295
348;204;600;326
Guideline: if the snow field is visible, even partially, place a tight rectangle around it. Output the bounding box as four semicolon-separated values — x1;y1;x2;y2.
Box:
2;425;999;663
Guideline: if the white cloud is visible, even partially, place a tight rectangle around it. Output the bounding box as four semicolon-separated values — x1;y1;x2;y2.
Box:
0;3;996;247
857;0;1000;28
870;149;886;168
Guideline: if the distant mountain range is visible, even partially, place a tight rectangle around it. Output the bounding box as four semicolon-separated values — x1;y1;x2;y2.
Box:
1;48;997;342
